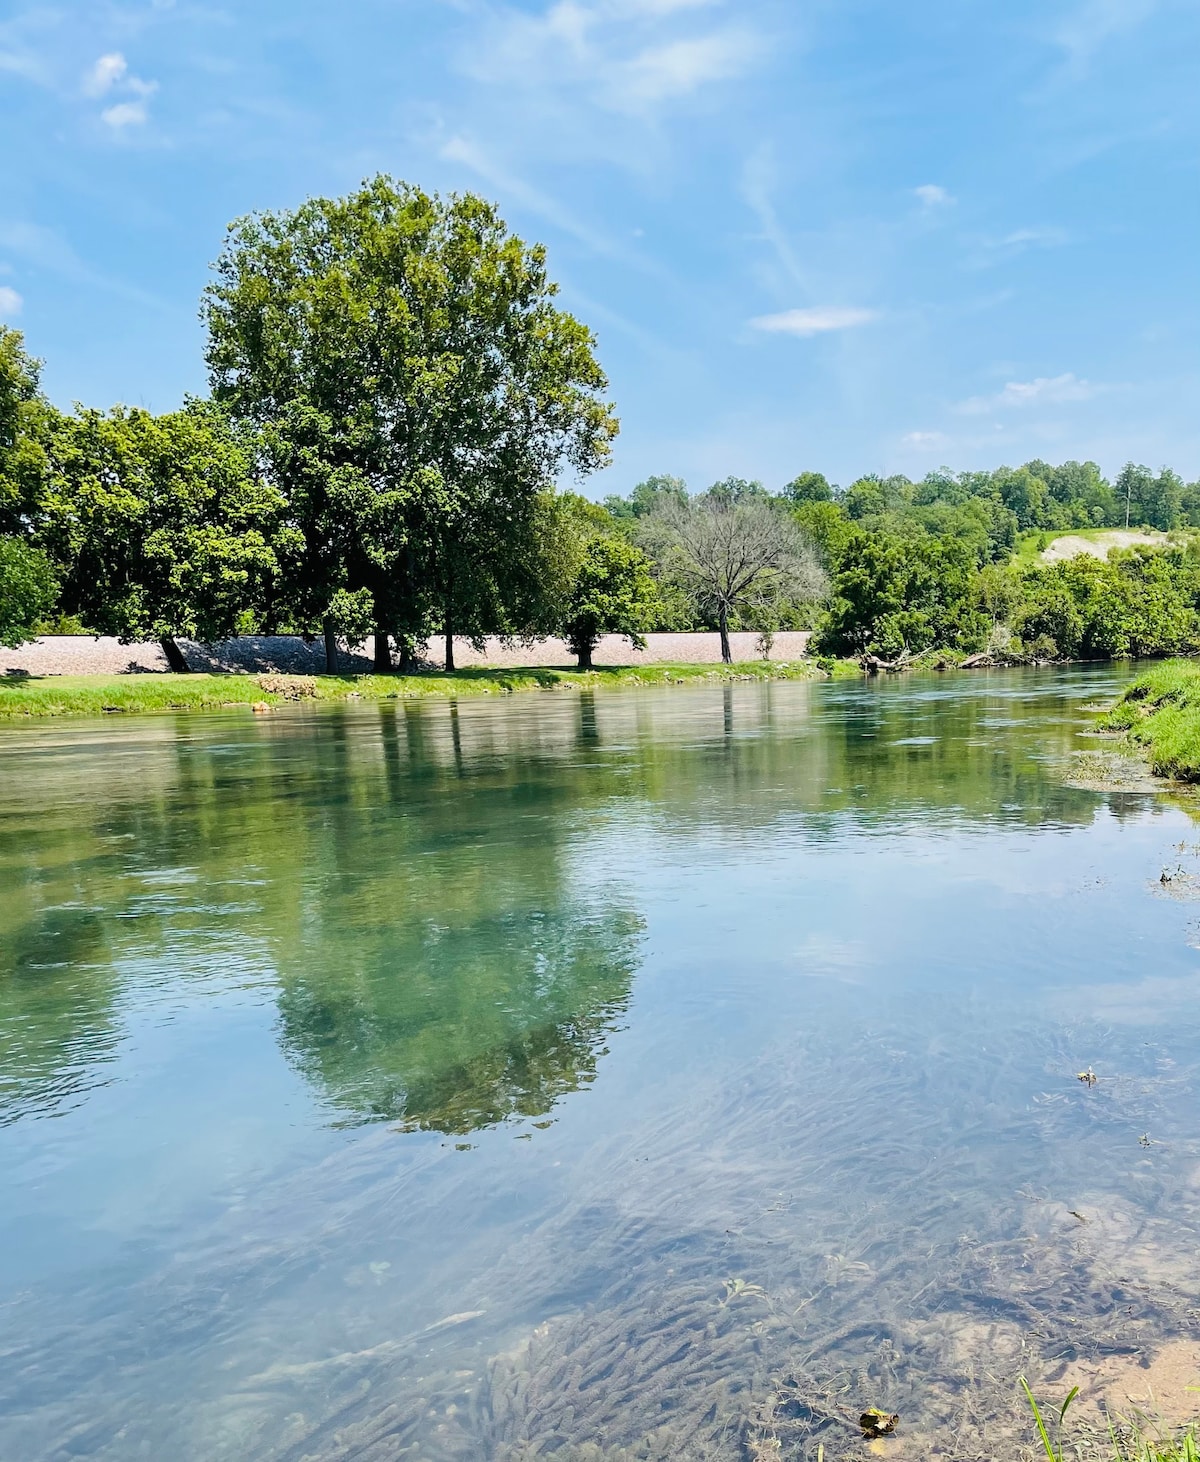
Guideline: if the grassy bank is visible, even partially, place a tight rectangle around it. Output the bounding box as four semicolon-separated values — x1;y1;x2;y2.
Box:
0;660;840;720
1102;659;1200;780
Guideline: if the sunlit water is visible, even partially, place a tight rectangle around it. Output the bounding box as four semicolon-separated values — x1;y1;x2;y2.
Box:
4;669;1200;1459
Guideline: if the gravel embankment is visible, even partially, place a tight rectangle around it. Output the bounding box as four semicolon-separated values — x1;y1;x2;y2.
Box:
3;631;812;677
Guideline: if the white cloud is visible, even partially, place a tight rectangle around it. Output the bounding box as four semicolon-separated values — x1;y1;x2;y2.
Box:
0;285;22;317
84;50;157;127
83;52;128;97
617;31;759;104
750;306;878;337
958;372;1097;414
914;183;952;207
902;430;948;448
464;0;759;115
101;101;149;129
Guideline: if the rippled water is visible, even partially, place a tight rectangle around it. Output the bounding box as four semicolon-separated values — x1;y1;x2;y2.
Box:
3;669;1200;1460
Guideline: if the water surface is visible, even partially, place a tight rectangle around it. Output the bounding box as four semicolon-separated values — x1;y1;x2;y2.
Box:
4;669;1200;1459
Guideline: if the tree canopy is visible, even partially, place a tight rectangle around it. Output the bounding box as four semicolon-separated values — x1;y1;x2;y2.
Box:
203;177;618;669
41;402;286;670
557;496;658;668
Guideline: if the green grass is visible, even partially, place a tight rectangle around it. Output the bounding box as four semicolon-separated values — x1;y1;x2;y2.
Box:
1024;1378;1200;1462
0;673;278;719
1013;529;1059;563
0;659;839;720
1102;658;1200;780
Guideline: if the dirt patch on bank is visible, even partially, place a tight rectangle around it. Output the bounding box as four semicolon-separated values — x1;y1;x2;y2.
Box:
1041;531;1167;563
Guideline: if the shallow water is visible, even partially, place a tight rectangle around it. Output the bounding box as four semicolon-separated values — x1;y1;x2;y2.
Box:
3;668;1200;1459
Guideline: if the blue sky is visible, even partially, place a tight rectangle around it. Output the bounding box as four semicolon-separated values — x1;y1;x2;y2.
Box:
2;0;1198;495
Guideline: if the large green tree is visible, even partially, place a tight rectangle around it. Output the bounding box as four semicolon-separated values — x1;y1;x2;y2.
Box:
43;402;286;671
203;177;618;672
0;328;58;645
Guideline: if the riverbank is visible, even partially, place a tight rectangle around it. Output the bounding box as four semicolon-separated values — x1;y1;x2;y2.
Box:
0;630;814;677
0;661;838;719
1103;659;1200;781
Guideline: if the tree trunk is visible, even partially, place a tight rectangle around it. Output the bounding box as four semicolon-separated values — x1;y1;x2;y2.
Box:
577;638;594;670
397;635;417;673
322;617;338;675
160;636;190;673
717;606;731;664
444;617;455;673
373;628;392;673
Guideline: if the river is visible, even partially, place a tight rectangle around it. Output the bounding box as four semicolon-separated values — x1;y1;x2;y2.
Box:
3;668;1200;1459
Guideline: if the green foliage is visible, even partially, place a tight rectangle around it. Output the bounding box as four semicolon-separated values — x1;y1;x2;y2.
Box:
790;498;856;569
1104;660;1200;780
1116;462;1185;531
204;176;618;659
42;401;286;645
1022;1377;1200;1462
1021;1378;1078;1462
783;470;833;504
0;326;55;538
603;474;688;525
558;505;659;668
0;535;57;647
817;530;986;658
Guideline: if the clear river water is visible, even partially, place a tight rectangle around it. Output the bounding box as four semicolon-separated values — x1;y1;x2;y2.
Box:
3;668;1200;1461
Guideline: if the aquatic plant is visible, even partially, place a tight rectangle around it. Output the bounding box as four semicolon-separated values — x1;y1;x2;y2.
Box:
1023;1379;1200;1462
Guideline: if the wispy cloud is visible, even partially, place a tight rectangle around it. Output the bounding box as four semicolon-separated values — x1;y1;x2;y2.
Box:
750;306;878;337
914;183;952;207
901;430;948;448
463;0;760;115
0;219;170;310
440;134;625;258
1053;0;1159;75
741;143;812;294
966;225;1069;269
0;285;22;317
619;31;757;104
958;372;1098;414
993;226;1067;250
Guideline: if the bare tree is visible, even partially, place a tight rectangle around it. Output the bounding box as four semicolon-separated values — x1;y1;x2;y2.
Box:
642;493;827;662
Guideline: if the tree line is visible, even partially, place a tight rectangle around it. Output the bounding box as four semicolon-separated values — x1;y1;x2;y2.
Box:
601;464;1200;663
2;174;1197;670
